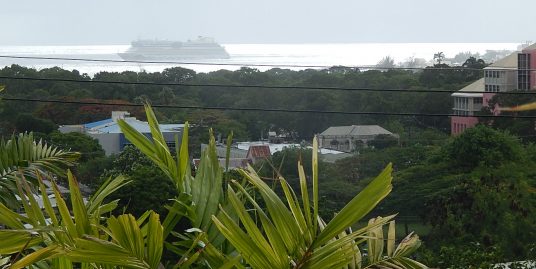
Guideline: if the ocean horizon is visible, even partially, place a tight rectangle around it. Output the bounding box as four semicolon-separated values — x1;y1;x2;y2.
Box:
0;42;522;76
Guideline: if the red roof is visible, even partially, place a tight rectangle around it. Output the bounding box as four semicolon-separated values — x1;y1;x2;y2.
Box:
246;145;271;159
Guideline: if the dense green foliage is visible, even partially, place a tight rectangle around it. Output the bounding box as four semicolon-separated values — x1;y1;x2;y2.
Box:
0;63;480;140
4;59;533;267
14;113;57;134
99;146;178;217
482;93;536;143
376;126;536;267
47;131;105;161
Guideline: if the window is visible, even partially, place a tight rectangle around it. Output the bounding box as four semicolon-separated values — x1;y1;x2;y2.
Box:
518;53;531;90
474;97;483;104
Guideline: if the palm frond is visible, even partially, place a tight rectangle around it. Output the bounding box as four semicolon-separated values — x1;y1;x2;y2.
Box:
0;133;80;207
364;218;426;269
0;170;158;269
213;136;427;268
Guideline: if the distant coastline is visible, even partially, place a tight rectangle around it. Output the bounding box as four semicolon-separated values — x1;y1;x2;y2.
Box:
0;42;520;75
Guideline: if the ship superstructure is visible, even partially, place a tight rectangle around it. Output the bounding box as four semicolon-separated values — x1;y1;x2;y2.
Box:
119;36;230;61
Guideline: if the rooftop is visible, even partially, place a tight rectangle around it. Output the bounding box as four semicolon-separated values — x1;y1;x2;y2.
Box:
452;78;484;97
236;141;346;155
485;52;518;70
84;116;184;134
319;125;393;137
246;145;271;159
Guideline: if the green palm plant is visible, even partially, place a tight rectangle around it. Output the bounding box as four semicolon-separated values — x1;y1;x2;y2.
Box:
364;217;426;268
117;104;237;267
118;104;427;268
0;170;165;269
0;104;427;268
0;132;80;208
211;138;427;269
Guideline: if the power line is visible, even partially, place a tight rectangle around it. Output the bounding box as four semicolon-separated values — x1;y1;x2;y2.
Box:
3;97;536;119
1;75;535;95
0;54;491;71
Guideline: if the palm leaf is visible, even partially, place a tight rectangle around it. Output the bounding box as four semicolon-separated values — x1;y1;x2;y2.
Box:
0;133;80;207
214;135;427;268
363;219;427;269
0;171;144;268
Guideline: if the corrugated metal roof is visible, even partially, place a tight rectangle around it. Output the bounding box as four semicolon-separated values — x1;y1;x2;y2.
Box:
246;145;271;158
84;118;114;129
236;141;346;155
320;125;393;137
86;117;184;134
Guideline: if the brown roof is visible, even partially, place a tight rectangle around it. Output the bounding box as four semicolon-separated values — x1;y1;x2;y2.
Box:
246;145;271;158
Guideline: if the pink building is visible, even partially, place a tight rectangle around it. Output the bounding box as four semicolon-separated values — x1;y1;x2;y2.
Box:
451;79;484;135
451;44;536;135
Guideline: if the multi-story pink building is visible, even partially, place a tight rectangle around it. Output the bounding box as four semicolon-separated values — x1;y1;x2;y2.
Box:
450;44;536;135
451;79;484;135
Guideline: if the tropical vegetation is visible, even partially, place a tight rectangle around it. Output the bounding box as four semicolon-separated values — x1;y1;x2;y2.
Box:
0;104;427;268
1;57;535;267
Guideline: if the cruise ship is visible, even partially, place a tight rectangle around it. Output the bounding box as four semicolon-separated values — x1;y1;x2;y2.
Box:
118;36;230;61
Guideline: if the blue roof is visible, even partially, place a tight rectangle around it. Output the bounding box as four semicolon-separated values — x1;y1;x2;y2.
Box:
84;118;114;129
85;117;184;134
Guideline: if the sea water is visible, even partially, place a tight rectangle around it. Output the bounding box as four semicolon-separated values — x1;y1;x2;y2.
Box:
0;43;520;76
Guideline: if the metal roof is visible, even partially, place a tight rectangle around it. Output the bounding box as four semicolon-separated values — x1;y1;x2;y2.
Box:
246;145;271;158
85;117;184;134
319;125;393;137
84;118;114;129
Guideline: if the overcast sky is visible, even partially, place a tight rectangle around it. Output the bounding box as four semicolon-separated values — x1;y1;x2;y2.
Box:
3;0;536;45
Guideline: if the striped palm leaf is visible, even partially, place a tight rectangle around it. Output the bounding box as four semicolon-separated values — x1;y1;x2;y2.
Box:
0;133;80;208
0;170;166;269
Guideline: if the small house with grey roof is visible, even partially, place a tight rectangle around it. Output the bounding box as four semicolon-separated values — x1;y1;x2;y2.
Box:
318;125;397;152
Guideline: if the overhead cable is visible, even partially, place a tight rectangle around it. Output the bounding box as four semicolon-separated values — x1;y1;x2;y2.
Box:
0;75;535;95
3;97;536;119
0;55;497;71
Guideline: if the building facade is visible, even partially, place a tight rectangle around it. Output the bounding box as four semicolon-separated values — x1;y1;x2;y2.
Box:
451;45;536;135
59;111;184;155
318;125;397;152
451;79;484;135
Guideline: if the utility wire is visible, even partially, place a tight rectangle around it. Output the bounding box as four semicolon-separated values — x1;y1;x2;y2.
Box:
0;75;535;95
3;97;536;119
0;54;500;71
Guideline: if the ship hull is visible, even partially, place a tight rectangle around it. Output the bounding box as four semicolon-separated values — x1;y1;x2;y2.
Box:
118;52;230;61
